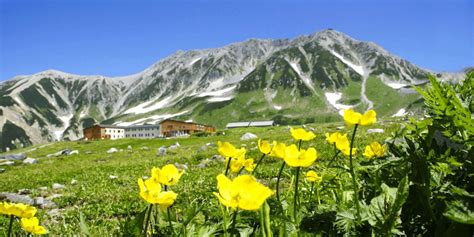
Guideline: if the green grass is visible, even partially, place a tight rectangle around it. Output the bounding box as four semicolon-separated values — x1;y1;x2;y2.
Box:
365;76;421;116
0;121;403;235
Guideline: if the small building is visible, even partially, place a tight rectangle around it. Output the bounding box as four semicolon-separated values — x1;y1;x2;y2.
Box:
160;119;216;137
249;121;275;127
83;125;125;140
226;120;275;129
124;125;161;139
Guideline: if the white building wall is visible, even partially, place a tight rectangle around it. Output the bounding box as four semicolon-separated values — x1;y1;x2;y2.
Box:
125;126;161;139
104;128;125;140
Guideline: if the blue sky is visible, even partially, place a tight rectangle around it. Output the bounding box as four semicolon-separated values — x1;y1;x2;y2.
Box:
1;0;473;81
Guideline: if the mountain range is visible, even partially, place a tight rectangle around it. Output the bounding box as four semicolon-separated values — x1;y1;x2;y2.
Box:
0;29;464;151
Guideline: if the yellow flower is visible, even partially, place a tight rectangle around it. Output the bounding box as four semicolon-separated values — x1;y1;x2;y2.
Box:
217;141;244;158
20;217;47;235
290;128;316;141
228;152;255;173
305;170;321;182
229;156;244;173
243;158;256;172
343;109;377;127
213;174;273;211
258;139;272;154
138;178;177;208
325;132;344;145
0;202;37;218
270;142;286;159
284;144;318;167
333;133;356;156
151;164;184;186
363;142;387;159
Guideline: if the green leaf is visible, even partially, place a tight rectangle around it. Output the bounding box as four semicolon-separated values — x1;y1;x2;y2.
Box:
79;212;91;236
368;177;409;235
121;207;148;237
444;201;474;224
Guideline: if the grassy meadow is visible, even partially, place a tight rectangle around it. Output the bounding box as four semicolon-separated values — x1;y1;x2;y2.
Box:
0;120;402;235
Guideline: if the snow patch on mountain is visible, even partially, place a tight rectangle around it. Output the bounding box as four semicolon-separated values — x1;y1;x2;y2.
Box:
330;51;364;75
392;108;407;117
124;96;172;115
325;92;352;116
288;61;315;92
197;85;236;97
387;82;408;89
207;96;233;102
188;57;202;66
54;114;73;141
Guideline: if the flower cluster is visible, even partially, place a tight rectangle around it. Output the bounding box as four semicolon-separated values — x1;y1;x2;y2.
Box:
138;164;184;208
326;132;355;156
0;202;47;235
218;141;256;173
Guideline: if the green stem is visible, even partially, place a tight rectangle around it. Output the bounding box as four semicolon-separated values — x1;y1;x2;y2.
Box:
7;215;14;237
308;182;314;206
167;207;174;235
143;205;153;237
349;124;361;220
293;167;301;223
154;205;160;235
225;157;232;176
276;161;286;201
316;185;321;205
252;153;266;174
230;209;238;237
237;166;245;175
327;145;340;167
219;205;228;237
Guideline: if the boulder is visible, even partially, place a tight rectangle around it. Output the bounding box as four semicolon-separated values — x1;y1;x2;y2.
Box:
107;148;118;154
367;129;385;134
157;147;167;156
0;168;4;173
0;161;15;166
38;187;48;191
18;189;31;195
206;142;216;147
47;208;61;217
240;132;258;141
0;153;26;161
23;158;38;165
85;151;93;155
140;146;150;151
168;143;180;150
109;175;118;180
52;183;65;190
127;145;132;150
198;145;207;152
69;150;79;155
47;149;72;157
174;162;189;171
70;179;78;185
35;197;57;209
46;194;63;200
0;192;34;205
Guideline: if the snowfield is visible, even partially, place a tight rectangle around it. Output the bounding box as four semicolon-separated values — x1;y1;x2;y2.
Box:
124;96;173;115
387;82;408;89
325;92;353;116
392;108;407;117
330;51;364;76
